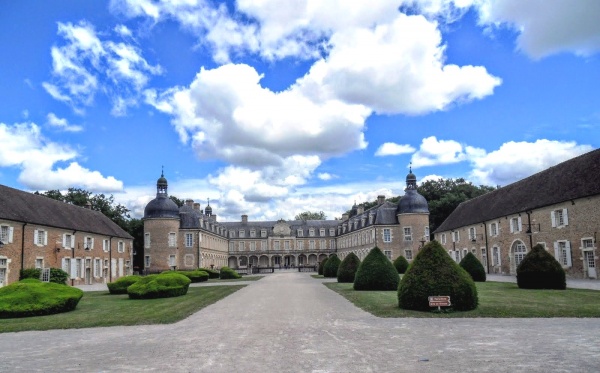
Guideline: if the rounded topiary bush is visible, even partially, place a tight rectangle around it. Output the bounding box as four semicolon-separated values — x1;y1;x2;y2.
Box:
199;268;220;279
107;275;142;294
318;258;328;276
19;268;69;284
127;273;191;299
517;244;566;290
398;240;478;312
0;279;84;318
459;252;486;282
219;266;242;280
393;256;409;274
353;247;399;291
337;252;361;283
162;270;209;283
323;255;341;278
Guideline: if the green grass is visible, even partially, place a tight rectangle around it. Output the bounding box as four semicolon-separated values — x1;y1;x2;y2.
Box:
311;274;324;279
325;281;600;318
0;285;245;333
207;275;263;282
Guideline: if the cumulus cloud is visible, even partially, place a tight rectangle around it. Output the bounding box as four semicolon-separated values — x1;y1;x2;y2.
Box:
44;20;162;115
375;142;416;157
317;172;337;181
411;136;484;167
0;122;123;192
46;113;83;132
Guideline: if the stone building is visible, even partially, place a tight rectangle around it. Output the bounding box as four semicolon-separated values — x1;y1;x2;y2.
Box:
434;148;600;279
0;184;133;287
142;170;430;272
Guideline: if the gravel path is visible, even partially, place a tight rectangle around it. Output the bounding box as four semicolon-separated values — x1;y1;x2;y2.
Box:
2;272;600;372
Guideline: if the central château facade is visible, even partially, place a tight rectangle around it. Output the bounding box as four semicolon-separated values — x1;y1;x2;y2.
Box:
142;170;430;271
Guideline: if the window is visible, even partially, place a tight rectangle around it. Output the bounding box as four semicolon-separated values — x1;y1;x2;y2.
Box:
309;229;315;237
490;222;498;236
330;239;335;250
168;233;177;247
452;231;460;243
184;254;194;267
250;241;256;251
63;233;74;249
319;240;325;250
94;259;101;277
103;239;110;252
481;248;487;268
384;250;392;260
492;247;501;266
469;227;476;241
185;233;193;247
239;241;245;251
76;258;82;278
403;227;412;241
513;242;527;267
261;230;267;238
405;249;413;260
320;229;325;237
582;238;594;248
144;256;151;268
229;242;235;251
298;241;304;250
463;248;468;259
239;230;245;238
34;229;47;247
84;236;94;250
554;241;572;267
383;228;391;243
329;228;335;236
551;209;569;227
250;230;256;238
424;226;430;239
309;240;315;250
441;233;446;244
510;217;522;233
298;229;303;237
0;225;13;244
62;258;71;277
169;255;176;267
35;258;43;269
261;241;267;251
369;215;373;224
229;230;235;238
118;241;124;253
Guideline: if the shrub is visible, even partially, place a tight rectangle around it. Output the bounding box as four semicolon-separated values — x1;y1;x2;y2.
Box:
18;268;68;285
323;255;341;278
353;247;399;291
107;275;142;294
459;252;486;282
162;270;209;283
199;268;220;279
318;258;328;276
128;273;191;299
0;280;84;318
219;266;242;280
337;252;361;283
398;240;478;312
393;256;409;274
517;244;566;290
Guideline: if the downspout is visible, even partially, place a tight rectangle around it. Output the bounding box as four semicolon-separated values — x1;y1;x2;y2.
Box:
71;230;76;286
526;211;533;249
109;236;113;282
20;223;28;271
483;222;490;274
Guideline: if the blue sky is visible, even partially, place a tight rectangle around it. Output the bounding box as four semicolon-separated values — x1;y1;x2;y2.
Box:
0;0;598;221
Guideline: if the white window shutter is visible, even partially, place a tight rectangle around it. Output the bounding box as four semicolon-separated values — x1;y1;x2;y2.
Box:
551;211;556;227
34;229;38;244
554;242;559;261
8;227;14;243
43;231;48;246
70;260;77;279
518;217;522;232
488;224;492;236
566;241;572;266
509;221;514;233
62;234;67;248
71;234;75;248
563;209;569;226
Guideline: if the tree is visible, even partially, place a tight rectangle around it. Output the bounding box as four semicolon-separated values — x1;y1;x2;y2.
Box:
323;255;341;278
516;244;566;290
294;211;326;220
337;252;361;283
459;252;486;282
169;195;184;207
353;247;399;291
393;256;409;274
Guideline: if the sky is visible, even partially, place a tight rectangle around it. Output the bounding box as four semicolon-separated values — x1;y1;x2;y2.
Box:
0;0;599;222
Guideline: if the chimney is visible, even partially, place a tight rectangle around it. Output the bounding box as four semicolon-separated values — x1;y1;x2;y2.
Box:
241;214;248;223
193;203;201;211
342;213;349;221
377;195;385;205
84;201;92;209
185;199;194;207
357;205;364;215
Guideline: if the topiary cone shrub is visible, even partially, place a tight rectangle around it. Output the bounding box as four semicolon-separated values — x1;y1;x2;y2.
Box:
398;240;478;311
323;254;341;278
459;252;486;282
107;275;142;294
219;266;242;280
353;247;399;291
318;258;328;276
517;244;566;290
128;272;191;299
0;279;84;318
337;252;361;283
393;256;409;274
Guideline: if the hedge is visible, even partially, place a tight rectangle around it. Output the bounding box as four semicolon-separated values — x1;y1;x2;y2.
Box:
107;275;142;294
337;252;361;283
219;266;242;280
323;255;341;278
393;256;409;274
162;270;209;283
0;279;84;318
318;258;328;276
459;252;486;282
199;268;220;279
128;273;191;299
19;268;69;285
353;247;400;291
517;244;566;290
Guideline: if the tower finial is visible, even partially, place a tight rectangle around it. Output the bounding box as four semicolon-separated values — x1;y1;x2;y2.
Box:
161;165;164;178
409;162;412;173
207;197;210;206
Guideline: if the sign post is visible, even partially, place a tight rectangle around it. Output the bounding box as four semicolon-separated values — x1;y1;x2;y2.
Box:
429;296;451;311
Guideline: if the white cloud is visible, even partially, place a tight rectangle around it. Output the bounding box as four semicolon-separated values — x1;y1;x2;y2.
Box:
411;136;484;167
469;140;594;186
0;122;123;192
46;113;83;132
375;142;416;157
317;172;337;181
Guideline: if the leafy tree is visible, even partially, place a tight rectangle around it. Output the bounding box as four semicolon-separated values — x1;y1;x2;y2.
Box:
323;254;341;278
169;195;184;207
517;244;566;290
459;252;486;282
295;211;326;220
393;256;409;274
353;247;399;291
337;252;361;283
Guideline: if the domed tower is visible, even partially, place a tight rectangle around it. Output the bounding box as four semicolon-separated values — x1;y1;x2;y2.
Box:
397;166;430;255
143;171;181;272
204;198;212;217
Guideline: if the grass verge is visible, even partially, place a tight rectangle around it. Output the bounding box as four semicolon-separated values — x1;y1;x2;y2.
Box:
207;275;263;282
325;281;600;318
0;285;245;333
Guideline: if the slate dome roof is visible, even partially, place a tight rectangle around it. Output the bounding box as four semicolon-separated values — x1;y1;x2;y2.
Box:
397;168;429;214
144;195;179;219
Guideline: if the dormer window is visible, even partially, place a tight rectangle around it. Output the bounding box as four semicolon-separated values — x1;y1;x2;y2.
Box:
297;229;303;237
320;228;325;237
309;228;315;237
329;228;335;236
261;230;267;237
250;230;256;238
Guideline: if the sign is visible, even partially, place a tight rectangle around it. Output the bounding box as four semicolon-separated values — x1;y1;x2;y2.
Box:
428;296;451;307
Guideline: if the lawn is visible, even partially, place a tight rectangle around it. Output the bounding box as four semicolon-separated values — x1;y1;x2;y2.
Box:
325;281;600;318
207;275;264;282
0;285;245;333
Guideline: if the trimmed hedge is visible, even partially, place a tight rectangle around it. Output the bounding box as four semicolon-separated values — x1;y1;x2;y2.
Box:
107;275;142;294
353;247;400;291
128;273;191;299
337;252;361;283
318;258;328;276
398;240;478;312
19;267;68;285
199;268;220;279
517;244;566;290
459;252;486;282
162;270;209;283
0;279;84;318
219;266;242;280
323;255;341;278
393;256;409;274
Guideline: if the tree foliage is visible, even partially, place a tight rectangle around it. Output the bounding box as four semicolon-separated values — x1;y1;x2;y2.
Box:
459;252;486;282
337;252;361;283
353;247;399;291
169;195;184;207
323;254;341;278
393;256;409;274
516;244;566;290
294;210;326;220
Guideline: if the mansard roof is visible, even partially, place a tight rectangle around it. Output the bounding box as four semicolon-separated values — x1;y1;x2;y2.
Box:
0;184;132;239
435;148;600;233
